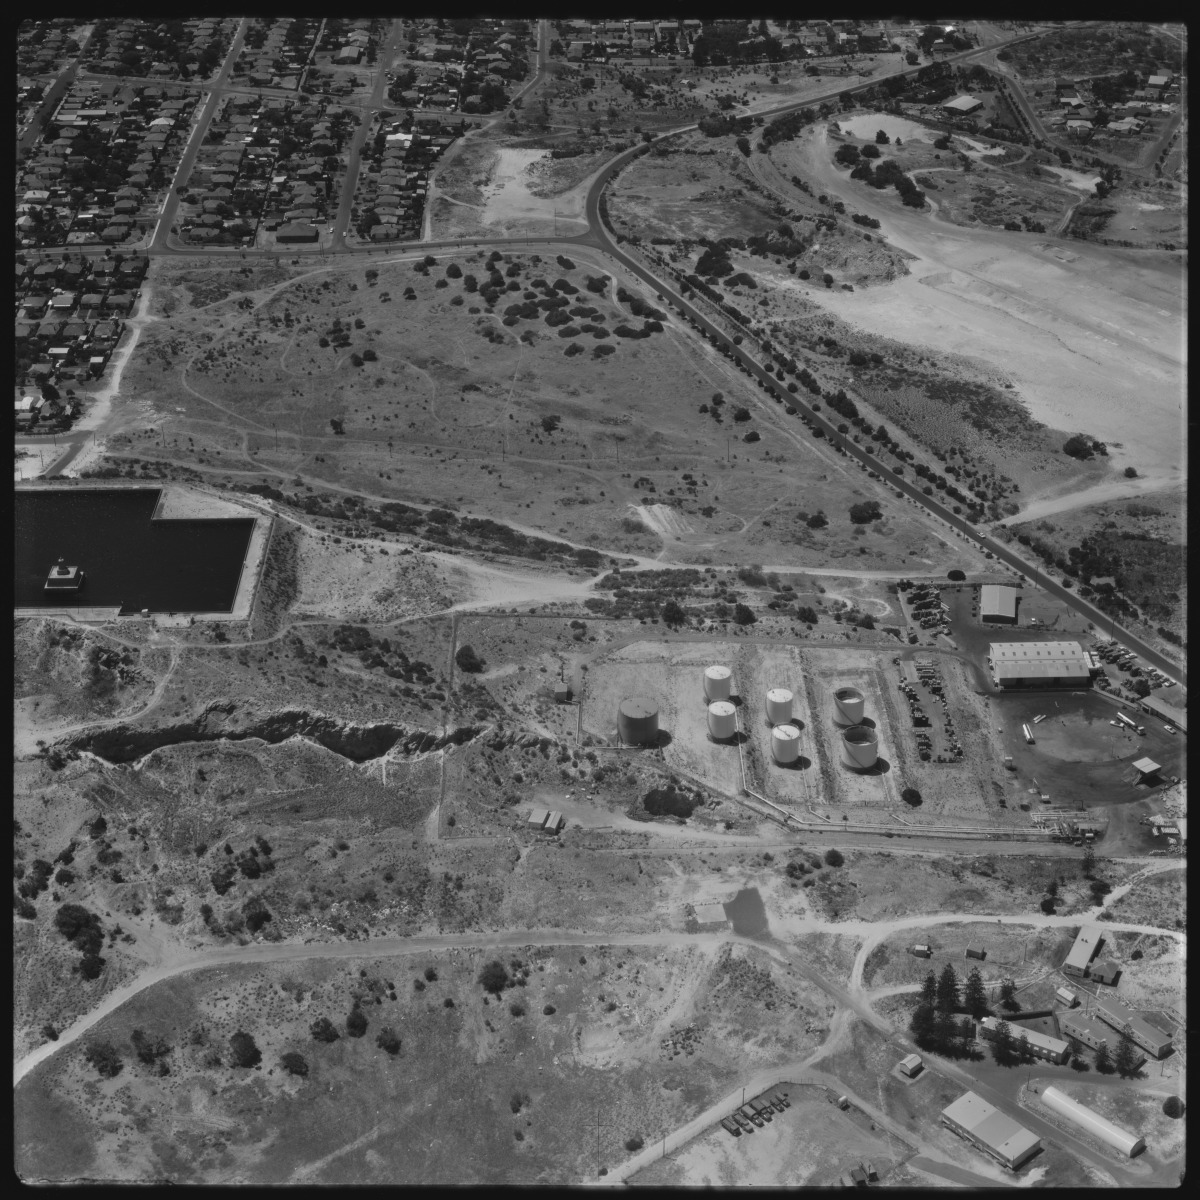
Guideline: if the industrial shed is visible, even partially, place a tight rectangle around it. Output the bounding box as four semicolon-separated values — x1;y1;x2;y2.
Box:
989;641;1091;688
1040;1086;1146;1157
942;94;983;114
1139;694;1186;732
941;1091;1042;1170
980;584;1018;624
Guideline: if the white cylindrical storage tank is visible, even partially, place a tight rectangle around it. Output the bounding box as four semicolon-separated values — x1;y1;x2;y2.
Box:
771;723;801;764
707;700;737;740
841;724;879;769
1040;1086;1145;1158
765;687;793;725
834;686;866;724
703;665;732;701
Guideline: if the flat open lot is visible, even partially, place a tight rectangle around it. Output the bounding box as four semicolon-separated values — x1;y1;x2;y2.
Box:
630;1083;907;1187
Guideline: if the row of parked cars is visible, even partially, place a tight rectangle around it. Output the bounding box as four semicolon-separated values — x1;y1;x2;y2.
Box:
721;1092;790;1136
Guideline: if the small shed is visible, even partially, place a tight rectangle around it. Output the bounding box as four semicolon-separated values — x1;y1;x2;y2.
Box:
910;944;932;958
526;808;549;831
544;811;564;834
898;1053;924;1078
965;945;986;961
1132;757;1161;779
553;682;571;703
1055;986;1078;1008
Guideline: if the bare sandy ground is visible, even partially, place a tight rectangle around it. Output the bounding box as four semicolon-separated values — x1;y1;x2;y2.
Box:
782;127;1186;507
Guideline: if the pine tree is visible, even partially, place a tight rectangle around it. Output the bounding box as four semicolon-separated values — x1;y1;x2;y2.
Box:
933;1010;957;1054
963;967;989;1019
990;1019;1014;1066
920;970;938;1008
1114;1033;1140;1078
999;977;1020;1011
1094;1042;1113;1074
910;1002;936;1049
958;1017;977;1058
1082;842;1096;877
936;963;959;1014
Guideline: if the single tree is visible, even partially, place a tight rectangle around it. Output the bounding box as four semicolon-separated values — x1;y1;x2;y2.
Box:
933;1010;957;1054
229;1031;262;1068
1094;1042;1113;1074
999;978;1020;1012
958;1016;977;1058
1046;880;1059;899
84;1040;123;1078
455;644;483;673
733;603;757;626
310;1016;340;1043
1113;1033;1140;1078
909;1001;936;1048
936;963;959;1014
1082;842;1096;877
661;600;686;628
963;967;989;1019
900;786;922;806
919;970;938;1009
479;960;510;995
346;1008;368;1038
280;1051;309;1077
989;1019;1015;1066
823;848;844;867
376;1027;401;1056
1162;1095;1184;1118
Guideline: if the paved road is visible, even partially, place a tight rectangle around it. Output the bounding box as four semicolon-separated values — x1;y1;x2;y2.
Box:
149;18;249;253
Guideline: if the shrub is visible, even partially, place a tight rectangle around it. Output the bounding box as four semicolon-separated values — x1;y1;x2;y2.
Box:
900;787;921;806
947;569;966;581
1163;1096;1185;1118
733;603;756;626
281;1051;309;1076
625;1135;645;1152
509;1002;526;1017
84;1040;123;1078
346;1008;368;1038
824;849;844;867
455;645;483;673
543;1004;556;1015
229;1031;262;1068
479;960;510;994
376;1027;401;1055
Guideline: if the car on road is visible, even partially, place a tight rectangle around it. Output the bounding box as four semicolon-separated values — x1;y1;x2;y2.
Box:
1164;725;1176;735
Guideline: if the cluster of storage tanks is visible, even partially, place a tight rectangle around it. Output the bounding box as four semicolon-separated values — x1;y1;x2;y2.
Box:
615;671;878;770
834;686;878;769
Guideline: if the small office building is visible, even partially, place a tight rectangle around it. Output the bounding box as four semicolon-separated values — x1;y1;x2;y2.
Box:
1093;995;1173;1058
977;1017;1070;1065
1062;926;1103;979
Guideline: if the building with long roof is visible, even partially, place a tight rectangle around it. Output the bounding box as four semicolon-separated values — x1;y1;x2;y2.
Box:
989;641;1091;688
980;584;1018;624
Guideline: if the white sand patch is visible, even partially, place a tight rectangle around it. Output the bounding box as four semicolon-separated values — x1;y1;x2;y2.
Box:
834;114;939;145
58;436;106;479
1040;165;1104;192
480;148;587;229
1137;202;1165;211
635;502;693;539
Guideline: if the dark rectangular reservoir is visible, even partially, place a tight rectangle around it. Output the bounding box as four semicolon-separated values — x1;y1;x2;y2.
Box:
14;489;255;614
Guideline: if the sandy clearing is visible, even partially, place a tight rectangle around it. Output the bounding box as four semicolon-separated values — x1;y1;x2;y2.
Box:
479;147;589;232
994;476;1183;526
784;126;1185;496
635;502;694;539
426;551;594;611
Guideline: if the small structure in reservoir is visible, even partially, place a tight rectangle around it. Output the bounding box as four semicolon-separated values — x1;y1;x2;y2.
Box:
840;724;878;769
765;687;793;724
707;700;737;741
771;723;801;764
618;696;659;746
703;664;732;701
833;686;865;724
1040;1086;1146;1158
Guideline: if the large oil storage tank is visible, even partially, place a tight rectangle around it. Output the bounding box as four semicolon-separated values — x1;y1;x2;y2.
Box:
1040;1086;1145;1157
771;723;801;764
703;665;732;701
618;697;659;746
707;700;737;741
834;686;866;725
841;724;879;769
765;687;793;725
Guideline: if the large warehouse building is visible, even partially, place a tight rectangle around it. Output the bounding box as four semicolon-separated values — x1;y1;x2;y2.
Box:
941;1091;1042;1170
980;584;1018;624
989;641;1092;688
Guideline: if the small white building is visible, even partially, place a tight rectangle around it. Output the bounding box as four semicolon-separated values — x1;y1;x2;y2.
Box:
898;1053;924;1077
